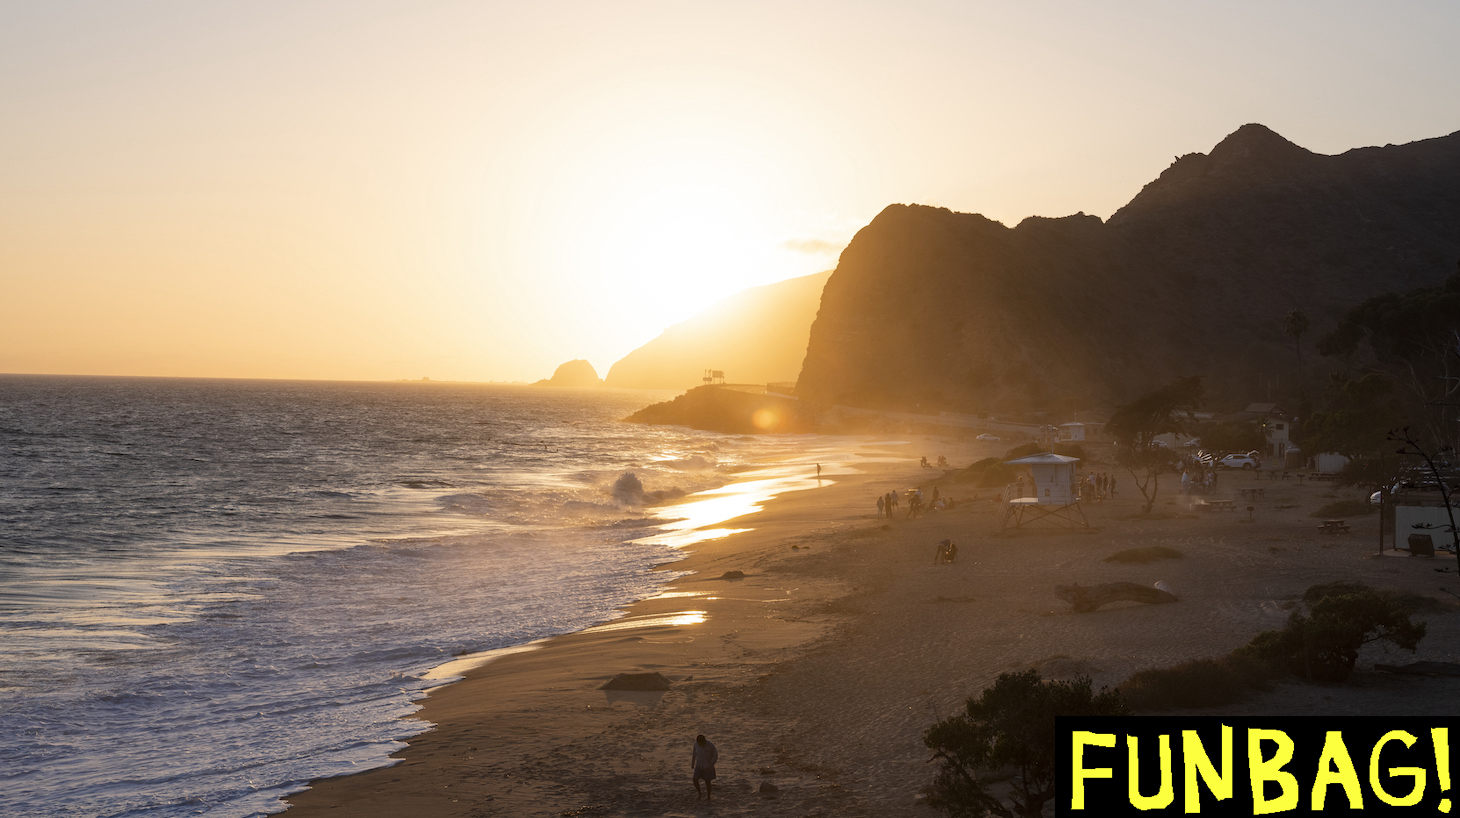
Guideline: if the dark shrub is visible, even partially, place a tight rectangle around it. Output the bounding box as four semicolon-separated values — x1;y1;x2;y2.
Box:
925;671;1127;817
1120;653;1273;710
1123;582;1430;709
1240;583;1426;682
954;457;1020;487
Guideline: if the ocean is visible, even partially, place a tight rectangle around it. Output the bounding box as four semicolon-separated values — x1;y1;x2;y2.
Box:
0;376;848;817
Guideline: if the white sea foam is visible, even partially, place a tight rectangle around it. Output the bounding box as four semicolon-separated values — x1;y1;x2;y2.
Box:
0;376;872;817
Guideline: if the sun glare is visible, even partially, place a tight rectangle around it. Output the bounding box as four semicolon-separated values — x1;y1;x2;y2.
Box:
539;120;818;333
583;150;797;323
599;180;764;312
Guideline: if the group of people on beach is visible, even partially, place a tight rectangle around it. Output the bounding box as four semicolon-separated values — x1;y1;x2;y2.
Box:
1179;466;1219;495
1077;472;1117;502
877;486;957;520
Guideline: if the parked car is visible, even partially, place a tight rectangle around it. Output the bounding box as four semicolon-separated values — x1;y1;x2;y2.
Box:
1218;454;1260;470
977;434;1001;441
1183;438;1202;448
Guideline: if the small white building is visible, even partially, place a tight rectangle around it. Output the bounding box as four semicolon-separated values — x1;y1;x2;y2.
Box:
1058;422;1086;442
1007;452;1080;503
1392;493;1459;552
1237;403;1294;459
1002;452;1087;529
1314;452;1350;474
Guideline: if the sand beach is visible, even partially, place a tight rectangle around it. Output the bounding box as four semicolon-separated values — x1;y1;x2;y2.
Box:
284;436;1460;817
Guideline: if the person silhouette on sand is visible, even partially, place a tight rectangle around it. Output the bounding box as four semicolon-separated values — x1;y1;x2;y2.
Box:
692;734;718;800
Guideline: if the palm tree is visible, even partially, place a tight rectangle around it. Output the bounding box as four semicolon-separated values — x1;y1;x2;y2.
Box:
1283;309;1310;406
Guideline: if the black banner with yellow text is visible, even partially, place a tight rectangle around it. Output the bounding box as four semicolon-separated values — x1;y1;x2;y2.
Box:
1057;717;1456;816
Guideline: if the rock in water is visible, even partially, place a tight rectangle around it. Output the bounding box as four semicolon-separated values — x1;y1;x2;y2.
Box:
624;386;812;434
535;359;602;387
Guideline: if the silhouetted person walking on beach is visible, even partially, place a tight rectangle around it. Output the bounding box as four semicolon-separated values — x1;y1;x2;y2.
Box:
692;734;718;800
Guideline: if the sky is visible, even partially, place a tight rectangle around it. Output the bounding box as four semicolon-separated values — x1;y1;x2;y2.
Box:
3;0;1458;382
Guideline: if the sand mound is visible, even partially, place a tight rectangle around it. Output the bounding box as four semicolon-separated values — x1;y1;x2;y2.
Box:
599;672;672;691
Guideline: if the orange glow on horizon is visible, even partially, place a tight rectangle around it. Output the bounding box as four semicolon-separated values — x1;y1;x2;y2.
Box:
4;2;1457;381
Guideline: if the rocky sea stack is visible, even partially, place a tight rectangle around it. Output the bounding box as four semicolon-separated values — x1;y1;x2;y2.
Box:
535;359;603;387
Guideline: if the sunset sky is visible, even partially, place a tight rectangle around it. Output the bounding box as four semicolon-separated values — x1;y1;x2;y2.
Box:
4;0;1458;382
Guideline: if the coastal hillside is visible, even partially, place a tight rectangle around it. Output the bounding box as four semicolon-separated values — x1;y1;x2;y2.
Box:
604;270;832;389
796;124;1460;414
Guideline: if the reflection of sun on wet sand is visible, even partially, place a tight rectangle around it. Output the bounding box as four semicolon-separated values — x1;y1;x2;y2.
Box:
286;438;1460;817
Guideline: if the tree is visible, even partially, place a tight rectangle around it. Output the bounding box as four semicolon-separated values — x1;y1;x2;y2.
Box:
1318;266;1460;453
1105;376;1205;513
1199;419;1265;455
924;671;1129;818
1301;373;1406;458
1241;582;1426;682
1283;308;1310;409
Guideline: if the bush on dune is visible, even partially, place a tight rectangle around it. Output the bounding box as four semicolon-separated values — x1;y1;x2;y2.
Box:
924;671;1128;818
1238;582;1426;683
1120;654;1274;711
954;443;1087;487
1121;582;1428;709
954;457;1019;487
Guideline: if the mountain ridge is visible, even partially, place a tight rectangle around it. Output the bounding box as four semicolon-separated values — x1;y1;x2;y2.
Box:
796;124;1460;415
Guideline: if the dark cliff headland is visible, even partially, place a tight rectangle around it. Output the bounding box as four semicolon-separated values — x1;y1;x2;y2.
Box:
797;124;1460;415
628;124;1460;432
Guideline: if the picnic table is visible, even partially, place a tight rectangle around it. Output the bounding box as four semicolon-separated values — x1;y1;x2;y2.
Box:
1202;500;1236;512
1240;488;1266;500
1319;519;1350;534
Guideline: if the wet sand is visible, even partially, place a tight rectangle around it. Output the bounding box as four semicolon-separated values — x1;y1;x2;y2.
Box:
284;438;1460;817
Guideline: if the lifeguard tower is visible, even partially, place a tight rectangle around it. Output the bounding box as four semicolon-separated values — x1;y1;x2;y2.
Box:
1000;452;1088;530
